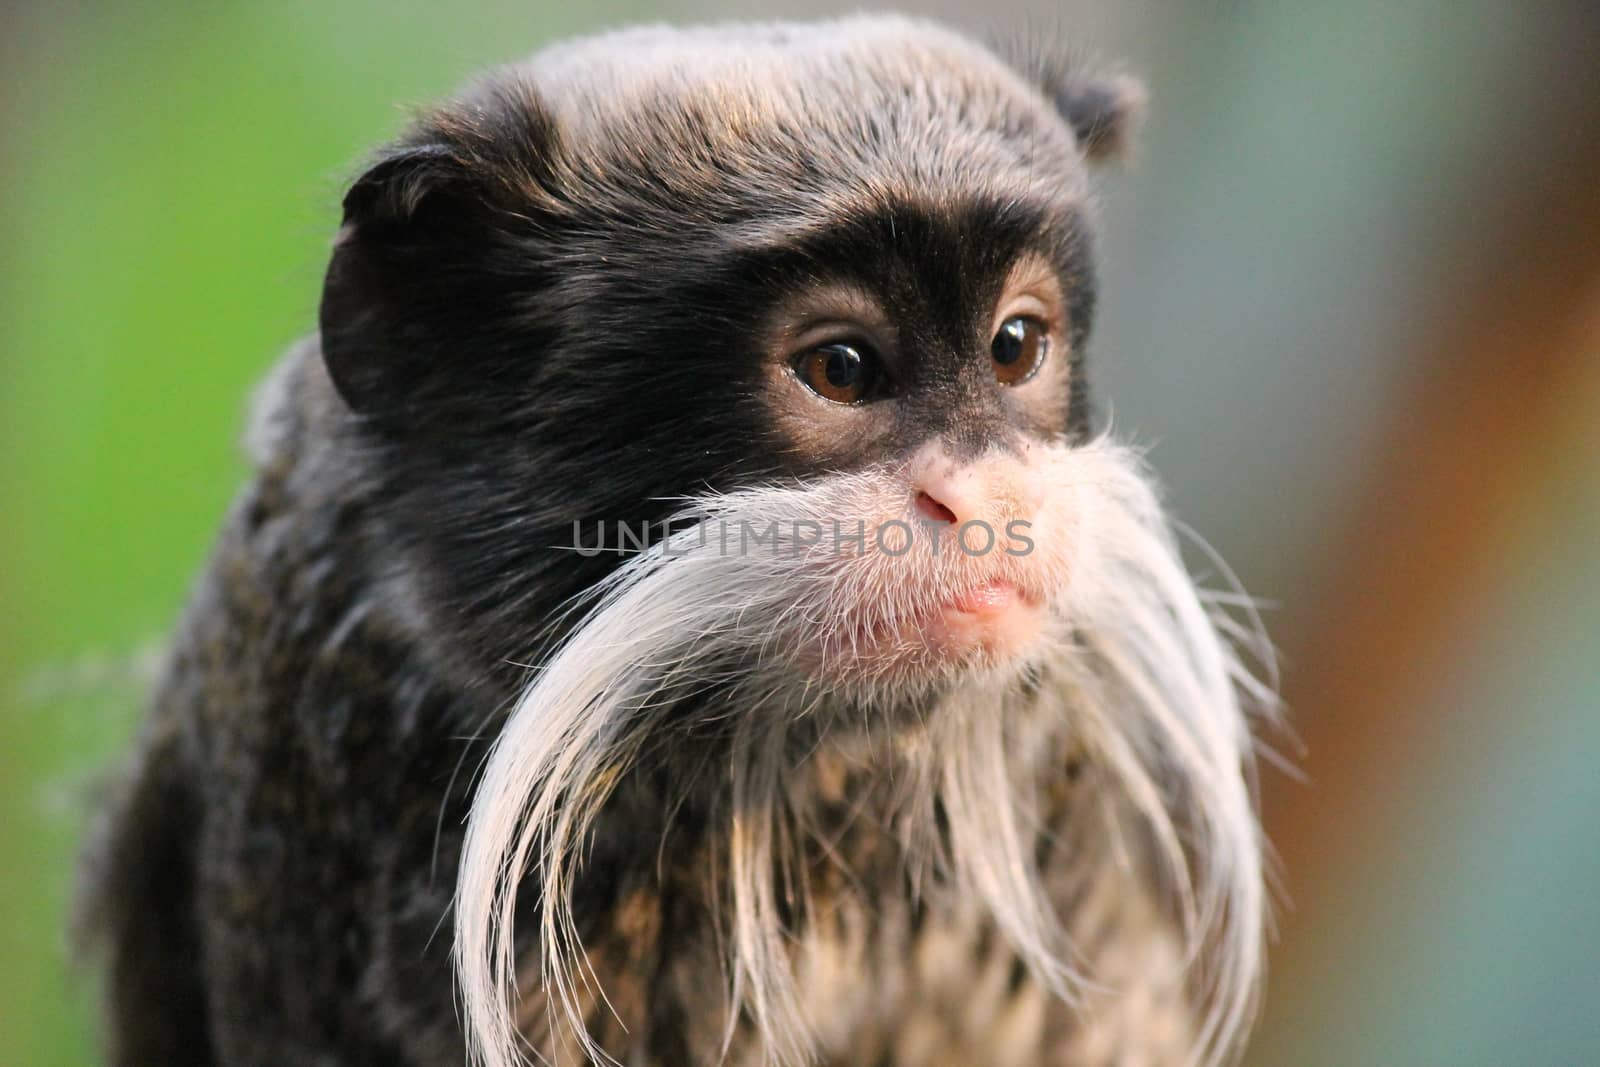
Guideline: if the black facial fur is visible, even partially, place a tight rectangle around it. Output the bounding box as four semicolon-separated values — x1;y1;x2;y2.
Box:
735;198;1099;464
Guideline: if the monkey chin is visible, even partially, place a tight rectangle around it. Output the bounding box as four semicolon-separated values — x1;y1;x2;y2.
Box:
924;579;1046;664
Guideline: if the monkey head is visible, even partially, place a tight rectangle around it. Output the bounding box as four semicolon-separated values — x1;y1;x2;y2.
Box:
316;17;1146;697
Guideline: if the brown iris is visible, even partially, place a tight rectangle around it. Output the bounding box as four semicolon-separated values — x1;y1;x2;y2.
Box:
991;316;1049;385
794;342;878;404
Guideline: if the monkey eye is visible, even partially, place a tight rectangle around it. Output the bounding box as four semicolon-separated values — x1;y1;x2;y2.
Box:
793;342;880;404
990;316;1049;386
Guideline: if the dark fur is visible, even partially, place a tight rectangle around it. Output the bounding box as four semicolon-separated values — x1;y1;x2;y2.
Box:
76;17;1154;1065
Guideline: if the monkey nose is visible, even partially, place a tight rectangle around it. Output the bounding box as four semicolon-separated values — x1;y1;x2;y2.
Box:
913;488;960;525
909;449;986;527
909;449;1044;528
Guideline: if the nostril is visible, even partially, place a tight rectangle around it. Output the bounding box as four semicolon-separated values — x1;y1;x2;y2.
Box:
914;490;958;525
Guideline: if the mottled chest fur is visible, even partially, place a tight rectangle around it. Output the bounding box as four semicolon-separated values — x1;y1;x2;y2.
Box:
517;714;1195;1067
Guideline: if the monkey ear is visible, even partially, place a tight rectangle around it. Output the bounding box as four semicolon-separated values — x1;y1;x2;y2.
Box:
1042;72;1148;163
336;143;469;232
318;142;493;416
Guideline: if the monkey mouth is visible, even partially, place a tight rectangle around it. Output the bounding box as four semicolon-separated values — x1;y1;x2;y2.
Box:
945;579;1029;616
816;578;1049;682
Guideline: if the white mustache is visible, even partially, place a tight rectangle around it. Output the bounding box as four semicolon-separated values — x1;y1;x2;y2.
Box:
453;436;1275;1067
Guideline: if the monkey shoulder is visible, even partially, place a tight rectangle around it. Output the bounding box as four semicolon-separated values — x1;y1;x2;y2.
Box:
137;343;492;1061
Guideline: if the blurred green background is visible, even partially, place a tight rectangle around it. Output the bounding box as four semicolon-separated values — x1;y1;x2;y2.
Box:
2;2;1596;1064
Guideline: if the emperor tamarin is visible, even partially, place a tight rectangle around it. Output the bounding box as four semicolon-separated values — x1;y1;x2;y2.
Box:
76;15;1277;1067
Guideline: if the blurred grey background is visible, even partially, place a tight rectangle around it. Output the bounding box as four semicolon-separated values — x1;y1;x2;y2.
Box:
3;2;1597;1064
